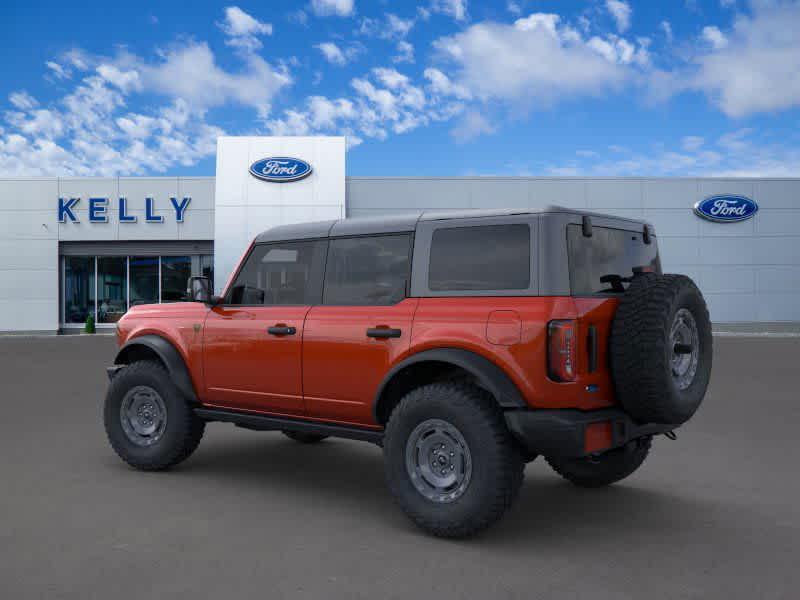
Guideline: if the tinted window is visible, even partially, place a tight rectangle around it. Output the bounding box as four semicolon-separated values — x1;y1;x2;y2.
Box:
567;224;661;294
428;224;530;291
228;240;327;305
324;235;411;306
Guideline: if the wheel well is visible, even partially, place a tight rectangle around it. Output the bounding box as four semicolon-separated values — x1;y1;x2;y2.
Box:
116;344;165;367
374;361;482;424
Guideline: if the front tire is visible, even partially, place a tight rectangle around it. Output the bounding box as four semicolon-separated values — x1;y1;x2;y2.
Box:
383;382;524;538
545;437;651;488
104;360;205;471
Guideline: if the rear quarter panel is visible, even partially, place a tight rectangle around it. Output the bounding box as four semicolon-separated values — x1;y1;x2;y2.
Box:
410;297;617;410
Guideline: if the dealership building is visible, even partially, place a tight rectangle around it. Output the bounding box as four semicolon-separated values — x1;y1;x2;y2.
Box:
0;135;798;334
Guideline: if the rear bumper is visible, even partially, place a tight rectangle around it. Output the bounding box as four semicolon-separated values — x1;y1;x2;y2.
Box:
504;408;675;459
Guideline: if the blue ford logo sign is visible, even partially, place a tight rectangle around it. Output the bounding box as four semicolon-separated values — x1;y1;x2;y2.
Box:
249;157;312;183
693;195;758;223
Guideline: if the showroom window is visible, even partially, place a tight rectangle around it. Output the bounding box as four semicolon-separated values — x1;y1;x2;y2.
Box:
61;255;214;327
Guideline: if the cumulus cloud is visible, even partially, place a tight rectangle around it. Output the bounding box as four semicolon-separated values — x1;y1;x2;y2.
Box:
430;0;468;21
451;110;496;142
217;6;273;51
393;41;415;64
314;42;363;66
606;0;632;33
310;0;354;17
0;10;289;176
546;128;800;177
701;25;728;49
691;1;800;116
431;13;643;107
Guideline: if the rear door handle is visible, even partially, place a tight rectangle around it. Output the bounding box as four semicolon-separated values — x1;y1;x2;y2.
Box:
268;325;296;336
367;327;402;339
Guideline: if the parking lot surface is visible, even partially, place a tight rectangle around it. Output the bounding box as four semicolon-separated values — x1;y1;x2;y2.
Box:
1;335;798;599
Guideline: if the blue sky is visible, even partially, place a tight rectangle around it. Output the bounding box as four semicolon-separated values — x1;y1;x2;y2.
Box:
1;0;798;177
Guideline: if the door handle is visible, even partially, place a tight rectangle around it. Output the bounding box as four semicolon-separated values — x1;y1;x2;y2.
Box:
367;327;402;339
268;325;296;336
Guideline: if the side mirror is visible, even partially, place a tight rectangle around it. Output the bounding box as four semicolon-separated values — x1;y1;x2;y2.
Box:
187;276;217;305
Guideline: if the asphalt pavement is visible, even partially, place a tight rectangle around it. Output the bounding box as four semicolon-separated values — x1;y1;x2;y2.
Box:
1;334;798;599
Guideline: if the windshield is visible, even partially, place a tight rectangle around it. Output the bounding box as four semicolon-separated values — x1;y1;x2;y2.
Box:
567;224;661;294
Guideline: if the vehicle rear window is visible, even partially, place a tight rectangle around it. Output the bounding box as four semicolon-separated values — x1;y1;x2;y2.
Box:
567;224;661;294
323;234;411;306
428;224;530;291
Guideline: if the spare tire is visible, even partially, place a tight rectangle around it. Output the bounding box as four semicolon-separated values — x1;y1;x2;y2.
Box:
610;273;712;425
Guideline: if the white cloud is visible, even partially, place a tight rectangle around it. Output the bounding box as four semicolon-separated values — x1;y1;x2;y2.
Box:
393;41;415;63
451;110;496;142
606;0;632;33
701;25;728;49
45;61;71;80
546;128;800;177
430;0;468;21
314;42;363;66
660;20;673;42
423;67;472;100
218;6;272;51
691;1;800;116
507;1;522;16
9;91;38;111
310;0;354;17
682;135;705;152
432;13;639;107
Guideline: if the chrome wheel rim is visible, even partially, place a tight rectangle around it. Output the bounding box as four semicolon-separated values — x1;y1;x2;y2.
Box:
405;419;472;503
120;385;167;447
670;308;699;391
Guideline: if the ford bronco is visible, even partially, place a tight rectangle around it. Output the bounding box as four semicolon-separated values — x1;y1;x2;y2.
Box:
104;207;712;538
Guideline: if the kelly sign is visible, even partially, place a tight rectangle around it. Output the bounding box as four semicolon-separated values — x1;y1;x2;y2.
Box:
58;197;191;223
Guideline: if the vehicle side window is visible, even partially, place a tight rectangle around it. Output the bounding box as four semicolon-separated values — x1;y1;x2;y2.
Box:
428;224;530;291
227;240;327;305
323;234;411;306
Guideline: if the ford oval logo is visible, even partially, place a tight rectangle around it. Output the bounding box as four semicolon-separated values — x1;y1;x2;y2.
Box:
693;195;758;223
249;157;313;183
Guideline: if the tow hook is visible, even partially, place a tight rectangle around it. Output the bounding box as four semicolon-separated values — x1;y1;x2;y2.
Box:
663;430;677;441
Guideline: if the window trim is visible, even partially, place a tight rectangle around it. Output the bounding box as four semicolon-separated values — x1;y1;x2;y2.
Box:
321;232;414;307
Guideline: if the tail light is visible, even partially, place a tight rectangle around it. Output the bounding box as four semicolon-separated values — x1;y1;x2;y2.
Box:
548;320;576;382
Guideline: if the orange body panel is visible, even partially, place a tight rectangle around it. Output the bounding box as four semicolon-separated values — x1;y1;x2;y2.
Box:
116;294;621;428
202;305;310;415
116;302;209;401
302;298;418;425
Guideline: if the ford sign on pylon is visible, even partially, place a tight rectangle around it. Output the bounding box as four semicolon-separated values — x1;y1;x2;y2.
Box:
249;157;313;182
693;195;758;223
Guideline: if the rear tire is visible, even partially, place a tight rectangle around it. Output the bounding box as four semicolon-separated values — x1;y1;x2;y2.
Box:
546;437;651;488
282;430;328;444
383;382;524;538
104;360;205;471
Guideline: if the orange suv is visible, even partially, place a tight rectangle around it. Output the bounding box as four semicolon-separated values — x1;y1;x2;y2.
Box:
104;207;712;537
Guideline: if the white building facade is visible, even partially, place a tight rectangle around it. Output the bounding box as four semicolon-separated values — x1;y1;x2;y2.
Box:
0;136;798;333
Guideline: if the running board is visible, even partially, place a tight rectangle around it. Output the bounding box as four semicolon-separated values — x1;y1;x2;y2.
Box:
195;407;384;445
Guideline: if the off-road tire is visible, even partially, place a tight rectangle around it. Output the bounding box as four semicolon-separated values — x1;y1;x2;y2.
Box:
104;360;205;471
611;273;712;425
282;430;328;444
383;382;524;538
546;437;651;488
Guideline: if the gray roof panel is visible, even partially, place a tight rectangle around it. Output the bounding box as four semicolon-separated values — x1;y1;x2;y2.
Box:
255;219;336;243
330;212;421;237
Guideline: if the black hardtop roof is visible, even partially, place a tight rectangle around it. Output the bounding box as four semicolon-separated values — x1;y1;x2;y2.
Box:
253;206;650;243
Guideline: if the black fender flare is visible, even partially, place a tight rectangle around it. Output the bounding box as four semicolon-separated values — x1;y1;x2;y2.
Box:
114;334;198;404
373;348;528;421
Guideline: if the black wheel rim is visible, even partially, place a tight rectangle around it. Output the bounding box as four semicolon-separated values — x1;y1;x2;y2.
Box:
404;419;472;503
120;385;167;447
